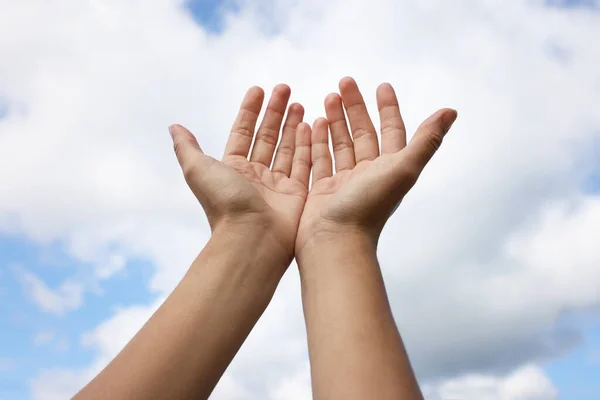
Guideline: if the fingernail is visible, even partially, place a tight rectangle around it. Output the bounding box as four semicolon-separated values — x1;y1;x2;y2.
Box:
442;109;458;133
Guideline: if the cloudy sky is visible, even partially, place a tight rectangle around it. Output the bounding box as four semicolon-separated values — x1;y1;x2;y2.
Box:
1;0;600;399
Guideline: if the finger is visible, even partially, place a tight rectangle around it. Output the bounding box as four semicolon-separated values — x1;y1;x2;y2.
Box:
290;122;312;188
377;83;406;154
338;77;379;163
400;108;457;177
324;93;355;172
311;118;333;185
169;124;212;178
223;86;265;159
272;103;304;176
250;84;291;166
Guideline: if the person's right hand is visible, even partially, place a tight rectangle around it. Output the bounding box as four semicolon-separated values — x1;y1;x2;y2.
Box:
296;77;457;253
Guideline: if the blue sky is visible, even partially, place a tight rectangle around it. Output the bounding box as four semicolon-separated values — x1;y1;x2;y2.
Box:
546;0;599;9
185;0;239;33
0;3;235;398
1;0;600;399
0;236;154;400
547;321;600;399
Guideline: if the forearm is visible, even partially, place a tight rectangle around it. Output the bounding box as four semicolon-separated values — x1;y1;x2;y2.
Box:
297;233;423;400
75;224;287;400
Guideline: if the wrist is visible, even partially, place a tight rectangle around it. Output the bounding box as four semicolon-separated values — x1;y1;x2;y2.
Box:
295;222;377;266
210;217;292;276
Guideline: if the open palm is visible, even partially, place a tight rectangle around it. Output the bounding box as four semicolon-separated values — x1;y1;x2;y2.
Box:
170;85;311;258
297;77;457;251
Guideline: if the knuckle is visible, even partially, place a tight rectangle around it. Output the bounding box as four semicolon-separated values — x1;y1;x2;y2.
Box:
265;107;285;120
423;129;444;152
276;144;295;156
312;152;331;163
293;156;311;169
332;139;353;153
330;119;348;131
352;127;374;140
380;124;404;138
256;128;279;146
231;126;254;139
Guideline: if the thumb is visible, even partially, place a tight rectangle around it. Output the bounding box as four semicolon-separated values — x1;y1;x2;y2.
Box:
169;124;203;166
169;124;214;182
401;108;457;176
169;124;221;222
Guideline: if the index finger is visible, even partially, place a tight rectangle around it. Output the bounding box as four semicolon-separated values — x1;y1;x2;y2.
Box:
223;86;265;159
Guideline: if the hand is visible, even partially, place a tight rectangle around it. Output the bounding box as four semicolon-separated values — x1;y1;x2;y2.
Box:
296;77;457;253
170;84;311;263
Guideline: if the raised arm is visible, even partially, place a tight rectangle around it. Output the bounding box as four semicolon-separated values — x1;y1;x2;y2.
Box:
296;77;457;400
74;85;311;400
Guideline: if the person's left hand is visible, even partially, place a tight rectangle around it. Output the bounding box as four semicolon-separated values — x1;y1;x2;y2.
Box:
169;85;311;264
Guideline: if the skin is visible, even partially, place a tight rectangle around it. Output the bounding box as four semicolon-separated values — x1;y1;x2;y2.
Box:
296;77;457;400
74;84;312;399
74;77;456;400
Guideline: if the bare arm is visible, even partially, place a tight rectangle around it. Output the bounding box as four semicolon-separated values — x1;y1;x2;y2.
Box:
298;233;422;399
296;77;457;399
75;224;286;399
75;84;311;399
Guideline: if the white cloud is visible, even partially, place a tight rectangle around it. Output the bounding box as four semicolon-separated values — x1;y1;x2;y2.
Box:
33;331;70;351
30;274;310;399
33;331;56;346
422;364;558;400
31;368;92;400
268;363;312;400
0;0;597;398
31;298;164;400
18;270;83;315
392;196;600;379
94;253;126;279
